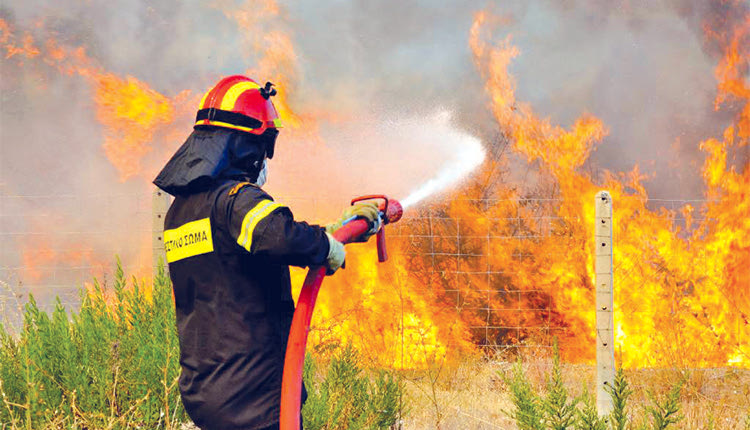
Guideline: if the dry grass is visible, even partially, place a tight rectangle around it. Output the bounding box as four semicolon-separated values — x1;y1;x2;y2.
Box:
400;352;750;430
401;357;515;429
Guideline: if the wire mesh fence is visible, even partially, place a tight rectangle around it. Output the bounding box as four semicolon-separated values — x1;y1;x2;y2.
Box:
1;190;745;366
389;203;572;354
0;192;153;326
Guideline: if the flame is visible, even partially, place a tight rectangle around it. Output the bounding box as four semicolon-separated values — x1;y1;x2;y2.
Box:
1;21;189;181
291;245;477;369
2;18;188;302
708;11;750;139
0;20;39;60
94;74;179;181
19;238;107;285
468;9;749;367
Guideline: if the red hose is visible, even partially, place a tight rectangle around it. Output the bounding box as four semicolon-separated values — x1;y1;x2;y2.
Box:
279;218;372;430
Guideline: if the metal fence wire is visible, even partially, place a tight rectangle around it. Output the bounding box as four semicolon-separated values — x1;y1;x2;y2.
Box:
0;192;741;362
390;208;567;352
0;193;152;322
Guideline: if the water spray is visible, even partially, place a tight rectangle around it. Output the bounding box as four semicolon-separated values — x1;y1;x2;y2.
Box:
399;113;485;209
280;195;403;429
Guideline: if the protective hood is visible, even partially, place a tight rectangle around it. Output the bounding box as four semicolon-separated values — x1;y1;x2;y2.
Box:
153;127;265;196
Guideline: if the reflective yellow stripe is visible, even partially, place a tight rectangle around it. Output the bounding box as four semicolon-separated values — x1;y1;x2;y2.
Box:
272;117;283;128
220;81;261;111
164;218;214;263
195;119;259;134
237;200;283;251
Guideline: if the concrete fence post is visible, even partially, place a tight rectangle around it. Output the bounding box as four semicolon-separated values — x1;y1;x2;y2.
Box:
152;188;171;278
595;190;615;417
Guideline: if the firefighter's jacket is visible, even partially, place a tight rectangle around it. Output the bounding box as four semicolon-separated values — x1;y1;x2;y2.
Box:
163;179;329;430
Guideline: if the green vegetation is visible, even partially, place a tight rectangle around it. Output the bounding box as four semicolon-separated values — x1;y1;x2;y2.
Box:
504;344;686;430
0;262;745;429
608;369;632;430
643;381;683;430
542;342;578;430
0;261;403;429
302;346;402;430
0;260;184;429
505;360;545;430
576;387;606;430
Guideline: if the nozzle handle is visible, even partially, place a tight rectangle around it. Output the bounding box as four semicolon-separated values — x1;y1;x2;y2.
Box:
376;228;388;262
350;195;402;261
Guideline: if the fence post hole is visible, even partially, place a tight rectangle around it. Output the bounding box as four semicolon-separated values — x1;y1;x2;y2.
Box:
595;190;615;417
152;188;171;278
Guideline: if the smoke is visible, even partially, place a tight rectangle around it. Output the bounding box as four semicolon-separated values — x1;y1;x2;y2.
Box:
285;0;747;199
473;0;742;198
1;0;747;306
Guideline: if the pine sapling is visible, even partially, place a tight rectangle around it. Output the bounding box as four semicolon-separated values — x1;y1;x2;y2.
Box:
645;381;683;430
543;341;578;430
504;359;544;430
576;387;606;430
606;368;632;430
302;346;402;430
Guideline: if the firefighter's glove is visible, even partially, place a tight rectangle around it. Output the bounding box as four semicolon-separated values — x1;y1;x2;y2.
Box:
325;201;381;243
325;233;346;275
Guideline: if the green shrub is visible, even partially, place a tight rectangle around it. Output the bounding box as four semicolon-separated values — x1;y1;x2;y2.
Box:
543;342;578;430
502;343;579;430
503;345;685;430
606;368;632;430
575;388;606;430
504;359;545;430
302;345;402;430
644;381;683;430
0;260;404;429
0;259;185;429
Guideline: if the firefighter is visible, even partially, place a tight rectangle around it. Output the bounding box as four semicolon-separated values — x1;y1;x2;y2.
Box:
153;75;379;430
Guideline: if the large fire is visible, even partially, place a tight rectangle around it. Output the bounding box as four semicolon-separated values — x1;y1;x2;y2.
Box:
1;1;747;370
311;7;748;368
459;10;749;367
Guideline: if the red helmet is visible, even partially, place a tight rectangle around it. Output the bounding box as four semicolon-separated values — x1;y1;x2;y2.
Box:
195;75;283;135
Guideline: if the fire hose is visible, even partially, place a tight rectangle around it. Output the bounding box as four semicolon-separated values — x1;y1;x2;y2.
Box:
279;195;403;430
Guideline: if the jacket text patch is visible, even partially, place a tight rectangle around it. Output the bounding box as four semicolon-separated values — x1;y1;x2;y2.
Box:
164;218;214;263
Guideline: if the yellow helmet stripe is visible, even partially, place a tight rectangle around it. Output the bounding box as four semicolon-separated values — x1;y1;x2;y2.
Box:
195;119;261;134
220;81;261;111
